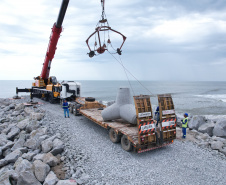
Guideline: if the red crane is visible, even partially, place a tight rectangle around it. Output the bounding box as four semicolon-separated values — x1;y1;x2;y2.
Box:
37;0;69;85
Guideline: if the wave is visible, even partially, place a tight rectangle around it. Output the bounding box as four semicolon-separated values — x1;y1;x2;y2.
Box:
195;94;226;102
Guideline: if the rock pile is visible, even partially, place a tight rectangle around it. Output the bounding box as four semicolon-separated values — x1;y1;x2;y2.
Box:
0;98;76;185
177;115;226;156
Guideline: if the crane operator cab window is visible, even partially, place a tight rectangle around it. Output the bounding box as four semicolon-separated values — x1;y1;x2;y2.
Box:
50;76;57;85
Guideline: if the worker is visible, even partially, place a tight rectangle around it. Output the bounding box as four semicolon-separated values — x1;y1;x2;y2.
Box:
155;106;160;126
182;113;188;138
62;99;69;118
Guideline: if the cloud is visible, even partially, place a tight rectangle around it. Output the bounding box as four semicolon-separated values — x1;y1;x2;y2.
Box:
0;0;226;81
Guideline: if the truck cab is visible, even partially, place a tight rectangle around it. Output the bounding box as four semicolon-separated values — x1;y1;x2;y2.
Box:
60;81;81;101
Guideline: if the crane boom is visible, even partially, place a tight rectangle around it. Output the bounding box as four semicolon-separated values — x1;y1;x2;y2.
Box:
40;0;69;81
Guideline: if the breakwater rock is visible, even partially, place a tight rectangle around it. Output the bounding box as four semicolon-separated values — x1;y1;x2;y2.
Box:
177;115;226;156
0;98;79;185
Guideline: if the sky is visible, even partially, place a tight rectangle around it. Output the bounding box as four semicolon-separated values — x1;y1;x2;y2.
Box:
0;0;226;81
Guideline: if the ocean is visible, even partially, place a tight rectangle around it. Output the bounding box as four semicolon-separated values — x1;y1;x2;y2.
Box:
1;80;226;117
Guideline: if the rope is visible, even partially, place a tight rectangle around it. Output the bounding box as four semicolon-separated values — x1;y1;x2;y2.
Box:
107;50;154;95
118;55;135;96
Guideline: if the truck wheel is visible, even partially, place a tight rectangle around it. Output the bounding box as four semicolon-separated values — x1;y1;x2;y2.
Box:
73;104;80;116
109;128;121;143
85;97;95;102
121;135;133;152
49;93;54;104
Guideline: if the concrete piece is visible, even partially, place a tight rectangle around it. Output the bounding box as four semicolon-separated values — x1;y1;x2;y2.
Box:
101;88;137;124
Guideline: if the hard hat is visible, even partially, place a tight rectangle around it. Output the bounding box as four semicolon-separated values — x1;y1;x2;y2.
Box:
184;113;188;117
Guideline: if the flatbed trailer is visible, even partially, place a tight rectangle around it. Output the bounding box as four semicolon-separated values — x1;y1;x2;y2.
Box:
72;94;177;153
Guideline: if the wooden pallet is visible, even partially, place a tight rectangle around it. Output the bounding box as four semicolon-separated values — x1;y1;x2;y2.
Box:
158;94;176;120
133;95;156;144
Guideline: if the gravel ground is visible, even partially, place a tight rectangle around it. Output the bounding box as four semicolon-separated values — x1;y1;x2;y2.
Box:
16;97;226;185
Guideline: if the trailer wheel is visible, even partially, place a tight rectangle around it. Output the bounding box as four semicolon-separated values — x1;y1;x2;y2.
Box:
109;128;121;143
121;135;133;152
85;97;95;102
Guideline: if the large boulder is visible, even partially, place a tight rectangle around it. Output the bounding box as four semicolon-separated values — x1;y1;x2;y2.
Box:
17;171;41;185
14;158;33;173
11;131;26;151
0;169;18;185
43;171;59;185
24;138;41;150
15;103;25;111
26;121;40;133
0;118;10;123
210;141;224;151
50;139;64;156
6;126;20;140
41;139;53;153
213;120;226;138
5;149;22;163
33;160;50;182
30;112;45;121
42;153;59;167
0;134;8;146
30;127;48;139
33;154;45;161
220;147;226;156
17;118;29;130
0;123;8;132
22;152;36;161
198;121;215;136
0;159;7;168
11;111;20;117
24;107;34;116
188;116;206;130
1;141;14;150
